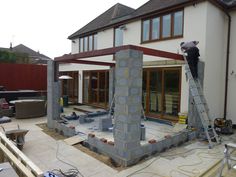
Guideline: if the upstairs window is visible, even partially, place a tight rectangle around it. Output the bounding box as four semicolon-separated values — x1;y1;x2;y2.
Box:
79;33;97;53
79;38;83;52
152;17;160;40
174;11;183;36
84;37;88;52
114;27;123;47
142;20;150;41
162;14;171;38
142;10;183;42
94;34;97;50
89;35;93;51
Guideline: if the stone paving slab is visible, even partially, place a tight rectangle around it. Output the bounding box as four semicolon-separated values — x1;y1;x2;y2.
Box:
1;116;234;177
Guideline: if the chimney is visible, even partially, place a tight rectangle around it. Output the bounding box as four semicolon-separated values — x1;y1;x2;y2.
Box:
10;42;13;50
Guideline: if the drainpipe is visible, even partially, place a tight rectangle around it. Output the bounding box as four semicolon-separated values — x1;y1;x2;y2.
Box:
223;11;231;119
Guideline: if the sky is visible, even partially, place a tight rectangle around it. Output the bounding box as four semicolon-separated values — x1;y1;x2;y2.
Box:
0;0;149;59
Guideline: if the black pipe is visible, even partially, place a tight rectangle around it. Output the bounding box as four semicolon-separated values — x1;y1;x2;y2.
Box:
224;11;231;119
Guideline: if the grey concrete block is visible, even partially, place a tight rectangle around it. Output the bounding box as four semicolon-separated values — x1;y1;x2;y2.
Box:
117;96;127;105
130;68;142;77
115;68;129;78
116;78;129;86
115;87;129;96
99;117;112;131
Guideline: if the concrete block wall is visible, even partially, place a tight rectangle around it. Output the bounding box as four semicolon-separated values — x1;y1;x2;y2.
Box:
47;60;60;128
113;49;143;165
54;121;76;137
86;129;195;166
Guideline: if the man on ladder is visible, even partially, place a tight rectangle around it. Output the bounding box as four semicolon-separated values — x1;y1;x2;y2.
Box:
180;41;200;79
180;41;220;148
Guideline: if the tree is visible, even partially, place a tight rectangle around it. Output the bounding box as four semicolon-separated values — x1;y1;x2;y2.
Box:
0;50;29;64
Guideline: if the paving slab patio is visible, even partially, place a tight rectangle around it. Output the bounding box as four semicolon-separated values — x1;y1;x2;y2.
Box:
0;114;236;177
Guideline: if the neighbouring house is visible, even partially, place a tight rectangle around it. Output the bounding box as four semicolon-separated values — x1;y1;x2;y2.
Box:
57;0;236;124
0;44;50;65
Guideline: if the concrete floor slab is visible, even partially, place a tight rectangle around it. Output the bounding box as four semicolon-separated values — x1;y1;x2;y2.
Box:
62;106;187;144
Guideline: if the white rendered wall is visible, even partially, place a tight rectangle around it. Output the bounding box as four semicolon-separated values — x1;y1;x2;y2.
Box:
227;11;236;124
204;2;227;119
97;28;114;49
71;38;79;54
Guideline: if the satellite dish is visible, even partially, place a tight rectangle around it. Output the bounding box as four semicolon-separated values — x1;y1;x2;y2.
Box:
59;75;73;80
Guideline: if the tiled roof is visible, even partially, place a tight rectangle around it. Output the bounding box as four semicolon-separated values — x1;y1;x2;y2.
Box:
131;0;189;19
220;0;236;6
69;0;236;39
12;44;50;60
0;44;51;64
68;3;135;39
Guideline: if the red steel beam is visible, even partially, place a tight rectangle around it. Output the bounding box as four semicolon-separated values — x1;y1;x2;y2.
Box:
62;59;115;66
55;45;183;62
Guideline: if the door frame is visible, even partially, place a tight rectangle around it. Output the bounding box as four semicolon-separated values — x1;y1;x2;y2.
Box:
82;70;109;108
143;67;182;121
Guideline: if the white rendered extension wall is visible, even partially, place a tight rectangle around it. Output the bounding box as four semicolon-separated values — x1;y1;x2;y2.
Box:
204;2;228;120
227;11;236;124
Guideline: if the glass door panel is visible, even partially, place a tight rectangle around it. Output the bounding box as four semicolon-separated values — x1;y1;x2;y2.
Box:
149;70;162;114
163;70;180;116
91;72;98;104
105;72;109;106
68;73;74;103
98;72;106;106
73;72;78;103
83;72;90;103
142;71;147;111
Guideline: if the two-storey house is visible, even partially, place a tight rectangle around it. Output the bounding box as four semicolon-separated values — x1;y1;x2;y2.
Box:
58;0;236;124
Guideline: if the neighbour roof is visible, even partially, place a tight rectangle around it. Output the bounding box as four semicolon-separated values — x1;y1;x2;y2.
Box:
12;44;51;60
68;3;135;39
0;44;51;64
69;0;236;39
220;0;236;7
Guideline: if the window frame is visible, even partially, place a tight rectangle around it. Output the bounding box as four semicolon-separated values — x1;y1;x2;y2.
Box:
141;9;184;43
114;26;124;47
79;33;98;53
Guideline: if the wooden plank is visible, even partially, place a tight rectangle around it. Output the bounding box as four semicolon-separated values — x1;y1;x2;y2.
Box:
0;143;35;177
0;132;44;177
64;135;86;146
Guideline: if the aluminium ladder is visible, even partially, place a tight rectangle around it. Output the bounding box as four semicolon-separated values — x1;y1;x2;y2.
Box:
182;52;220;148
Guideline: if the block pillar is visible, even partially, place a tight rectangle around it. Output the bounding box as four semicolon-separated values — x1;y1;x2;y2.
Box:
47;60;60;128
113;49;143;165
188;61;205;132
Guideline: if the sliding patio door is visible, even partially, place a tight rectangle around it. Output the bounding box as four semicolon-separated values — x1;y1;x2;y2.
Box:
83;70;109;108
143;67;181;121
149;70;162;115
163;69;180;117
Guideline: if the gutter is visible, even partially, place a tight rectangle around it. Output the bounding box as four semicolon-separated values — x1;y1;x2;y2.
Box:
223;10;231;119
